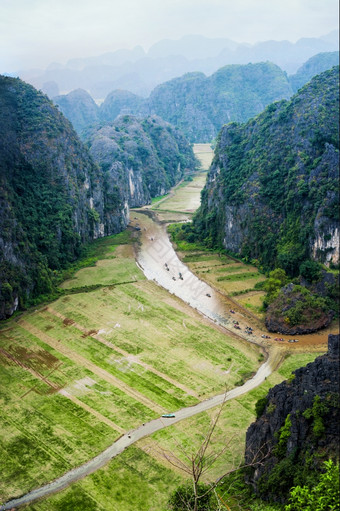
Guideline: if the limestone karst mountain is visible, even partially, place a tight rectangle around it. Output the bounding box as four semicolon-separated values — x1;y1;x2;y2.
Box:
0;76;195;319
194;67;339;272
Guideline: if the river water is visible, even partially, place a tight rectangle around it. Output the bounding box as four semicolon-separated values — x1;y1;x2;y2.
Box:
1;157;331;509
136;213;233;325
1;211;281;510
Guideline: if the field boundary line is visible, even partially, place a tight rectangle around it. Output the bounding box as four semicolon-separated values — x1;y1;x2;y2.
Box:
0;347;62;395
47;307;199;399
58;389;124;433
19;320;164;415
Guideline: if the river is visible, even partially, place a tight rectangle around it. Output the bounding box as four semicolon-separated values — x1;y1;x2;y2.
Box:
0;212;282;511
0;147;329;509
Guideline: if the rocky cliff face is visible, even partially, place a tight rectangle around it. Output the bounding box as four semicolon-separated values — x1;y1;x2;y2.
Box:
0;78;196;320
99;90;147;123
265;282;334;334
85;115;197;208
289;52;339;92
53;88;99;132
0;78;129;319
54;57;339;143
245;334;340;501
195;67;339;274
54;62;293;142
147;62;293;142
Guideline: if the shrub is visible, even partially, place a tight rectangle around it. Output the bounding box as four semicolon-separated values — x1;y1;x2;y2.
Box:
255;397;268;418
274;414;292;458
285;460;339;511
299;260;323;283
168;483;213;511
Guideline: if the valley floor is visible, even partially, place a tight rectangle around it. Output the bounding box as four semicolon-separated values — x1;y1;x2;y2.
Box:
0;145;336;511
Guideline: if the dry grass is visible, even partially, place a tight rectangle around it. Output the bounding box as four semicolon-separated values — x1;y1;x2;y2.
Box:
193;143;214;170
152;171;207;213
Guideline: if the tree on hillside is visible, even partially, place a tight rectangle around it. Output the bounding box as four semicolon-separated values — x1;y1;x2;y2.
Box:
284;460;339;511
161;397;270;511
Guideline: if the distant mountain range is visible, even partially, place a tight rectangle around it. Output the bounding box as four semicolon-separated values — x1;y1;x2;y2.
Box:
17;30;339;99
290;51;339;92
53;51;339;142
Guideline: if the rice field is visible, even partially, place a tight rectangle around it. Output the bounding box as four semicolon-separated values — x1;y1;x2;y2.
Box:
0;144;325;509
151;144;213;215
0;229;261;505
193;143;214;170
20;351;321;511
178;250;266;319
151;171;208;214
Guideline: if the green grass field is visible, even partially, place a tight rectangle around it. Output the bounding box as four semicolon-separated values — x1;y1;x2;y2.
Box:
193;143;214;171
172;246;267;318
151;171;208;214
20;352;321;511
0;146;325;510
0;228;262;504
151;144;213;215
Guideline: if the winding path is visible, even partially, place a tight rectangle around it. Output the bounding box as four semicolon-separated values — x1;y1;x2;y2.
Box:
0;161;282;510
0;347;280;510
1;163;330;509
0;192;284;510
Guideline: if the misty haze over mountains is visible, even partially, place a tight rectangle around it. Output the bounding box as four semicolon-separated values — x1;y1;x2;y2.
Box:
52;51;339;142
17;31;339;100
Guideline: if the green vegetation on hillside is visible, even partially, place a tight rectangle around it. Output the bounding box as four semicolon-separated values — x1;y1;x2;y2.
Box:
0;75;197;320
54;88;99;133
194;67;339;276
289;53;339;92
148;62;292;142
85;114;197;204
0;76;103;318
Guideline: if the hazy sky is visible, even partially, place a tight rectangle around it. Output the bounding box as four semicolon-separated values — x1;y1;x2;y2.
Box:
1;0;338;72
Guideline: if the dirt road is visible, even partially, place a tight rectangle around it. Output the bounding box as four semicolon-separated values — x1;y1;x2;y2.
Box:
0;212;282;510
0;345;280;510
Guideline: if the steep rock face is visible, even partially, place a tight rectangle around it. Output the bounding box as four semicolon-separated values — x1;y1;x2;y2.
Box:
56;62;292;142
86;115;197;207
147;62;293;142
55;57;339;144
289;52;339;92
99;90;146;123
53;88;99;133
195;67;339;273
0;77;126;319
0;78;196;319
245;334;340;501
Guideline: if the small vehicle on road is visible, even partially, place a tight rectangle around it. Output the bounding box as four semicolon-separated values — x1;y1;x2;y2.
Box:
162;413;175;418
